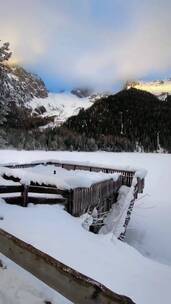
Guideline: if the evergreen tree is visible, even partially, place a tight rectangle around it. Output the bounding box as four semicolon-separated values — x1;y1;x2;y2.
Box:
0;98;8;147
0;41;12;63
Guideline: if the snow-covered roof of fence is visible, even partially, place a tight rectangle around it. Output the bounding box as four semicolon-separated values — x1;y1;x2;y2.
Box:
1;159;147;179
0;165;120;189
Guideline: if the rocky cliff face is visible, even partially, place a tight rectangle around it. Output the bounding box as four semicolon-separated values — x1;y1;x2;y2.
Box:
0;61;49;147
0;63;48;105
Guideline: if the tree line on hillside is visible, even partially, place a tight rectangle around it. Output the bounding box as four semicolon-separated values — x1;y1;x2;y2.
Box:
63;89;171;153
1;89;171;152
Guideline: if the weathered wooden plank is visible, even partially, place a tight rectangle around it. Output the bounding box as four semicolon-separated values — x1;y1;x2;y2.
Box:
29;184;70;197
62;164;76;171
71;179;116;217
1;195;67;206
1;197;23;205
27;196;67;205
0;185;22;193
1;175;70;197
29;185;65;195
21;185;29;207
0;229;135;304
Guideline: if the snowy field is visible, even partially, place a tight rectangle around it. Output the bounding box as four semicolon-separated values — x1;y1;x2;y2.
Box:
0;150;171;304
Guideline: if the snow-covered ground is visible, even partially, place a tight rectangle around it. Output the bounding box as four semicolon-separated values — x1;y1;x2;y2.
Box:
26;92;92;126
0;150;171;304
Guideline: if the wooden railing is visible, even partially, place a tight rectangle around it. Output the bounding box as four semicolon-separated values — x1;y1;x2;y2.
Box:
0;160;145;219
0;161;144;303
0;178;68;207
0;228;135;304
67;177;122;216
5;160;145;193
0;173;121;217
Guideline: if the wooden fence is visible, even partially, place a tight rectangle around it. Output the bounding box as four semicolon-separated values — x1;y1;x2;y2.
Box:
0;161;144;303
0;160;145;217
67;177;122;216
0;173;121;217
0;228;135;304
6;160;145;193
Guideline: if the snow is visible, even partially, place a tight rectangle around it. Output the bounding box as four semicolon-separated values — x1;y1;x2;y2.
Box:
0;252;71;304
0;201;171;304
0;150;171;304
0;176;19;185
26;92;92;126
0;165;120;189
127;79;171;96
7;72;19;82
100;185;134;238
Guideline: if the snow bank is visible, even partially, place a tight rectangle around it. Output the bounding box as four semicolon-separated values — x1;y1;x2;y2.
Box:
100;185;134;237
0;200;171;304
0;150;171;303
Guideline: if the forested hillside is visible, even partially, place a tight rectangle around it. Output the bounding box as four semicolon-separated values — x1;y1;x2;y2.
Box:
62;88;171;152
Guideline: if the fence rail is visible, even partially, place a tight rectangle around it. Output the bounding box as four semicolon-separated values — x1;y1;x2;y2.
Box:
0;160;145;216
0;228;135;304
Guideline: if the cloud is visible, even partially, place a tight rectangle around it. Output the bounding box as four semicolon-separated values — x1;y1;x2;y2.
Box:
0;0;171;90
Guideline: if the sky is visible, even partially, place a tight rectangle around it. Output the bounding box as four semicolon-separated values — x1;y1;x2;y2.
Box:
0;0;171;92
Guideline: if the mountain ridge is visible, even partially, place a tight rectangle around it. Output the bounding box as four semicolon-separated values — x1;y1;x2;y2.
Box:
0;41;171;152
62;88;171;152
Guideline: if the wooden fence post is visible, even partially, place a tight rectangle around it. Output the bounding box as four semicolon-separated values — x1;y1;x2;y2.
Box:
67;189;74;215
21;185;29;207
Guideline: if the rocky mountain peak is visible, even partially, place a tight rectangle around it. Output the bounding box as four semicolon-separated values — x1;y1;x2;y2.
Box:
0;63;48;105
71;87;94;98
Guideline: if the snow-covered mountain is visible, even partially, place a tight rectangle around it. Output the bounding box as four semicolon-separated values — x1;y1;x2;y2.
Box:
0;60;110;130
0;63;48;105
26;92;93;127
71;88;94;98
127;79;171;99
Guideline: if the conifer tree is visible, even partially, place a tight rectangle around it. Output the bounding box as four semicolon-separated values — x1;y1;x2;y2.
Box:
0;41;12;63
